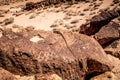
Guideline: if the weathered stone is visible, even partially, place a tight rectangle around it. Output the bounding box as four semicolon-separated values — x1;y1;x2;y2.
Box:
0;68;17;80
104;39;120;59
0;28;112;80
80;9;120;35
94;21;120;45
90;71;118;80
25;2;35;10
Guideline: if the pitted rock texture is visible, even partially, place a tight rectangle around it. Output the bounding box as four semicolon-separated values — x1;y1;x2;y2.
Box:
0;27;112;80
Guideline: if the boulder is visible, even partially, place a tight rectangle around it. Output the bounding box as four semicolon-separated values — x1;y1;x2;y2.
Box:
80;9;120;35
94;21;120;45
0;28;112;80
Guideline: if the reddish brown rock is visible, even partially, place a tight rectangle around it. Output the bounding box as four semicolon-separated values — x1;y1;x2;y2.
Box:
94;21;120;45
0;28;112;80
80;9;120;35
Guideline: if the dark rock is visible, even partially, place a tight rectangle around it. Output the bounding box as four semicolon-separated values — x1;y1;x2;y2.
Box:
80;9;120;35
94;21;120;45
0;28;112;80
113;0;119;4
25;2;35;10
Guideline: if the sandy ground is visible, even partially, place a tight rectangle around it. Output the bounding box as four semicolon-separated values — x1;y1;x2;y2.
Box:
0;0;115;31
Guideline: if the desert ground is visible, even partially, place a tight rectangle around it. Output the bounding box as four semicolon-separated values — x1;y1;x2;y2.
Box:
0;0;120;80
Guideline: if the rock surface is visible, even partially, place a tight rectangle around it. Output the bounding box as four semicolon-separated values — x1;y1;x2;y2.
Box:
104;39;120;59
0;28;112;80
90;71;118;80
80;9;120;35
94;21;120;45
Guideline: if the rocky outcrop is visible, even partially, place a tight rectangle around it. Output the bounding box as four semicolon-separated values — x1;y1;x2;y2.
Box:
94;21;120;45
0;27;112;80
80;9;120;35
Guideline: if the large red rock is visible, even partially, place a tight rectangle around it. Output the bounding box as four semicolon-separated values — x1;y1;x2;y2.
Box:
0;28;112;80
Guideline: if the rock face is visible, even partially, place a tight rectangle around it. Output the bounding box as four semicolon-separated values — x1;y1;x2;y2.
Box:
94;21;120;45
80;9;120;35
0;28;112;80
